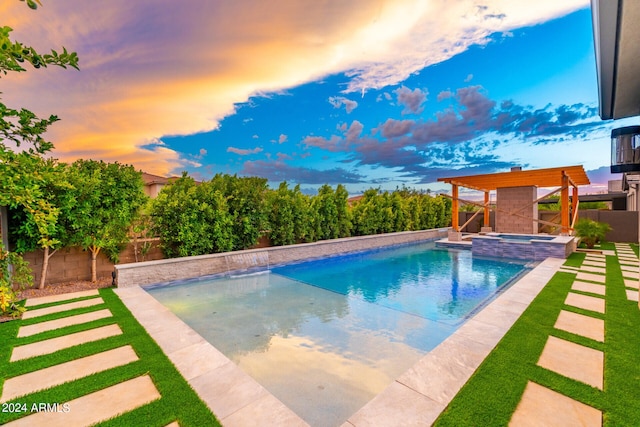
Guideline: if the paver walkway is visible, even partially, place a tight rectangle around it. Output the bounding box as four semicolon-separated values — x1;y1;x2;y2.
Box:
510;244;638;426
618;244;640;304
0;291;163;426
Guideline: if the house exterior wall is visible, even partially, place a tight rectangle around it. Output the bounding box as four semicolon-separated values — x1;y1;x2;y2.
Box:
496;186;538;234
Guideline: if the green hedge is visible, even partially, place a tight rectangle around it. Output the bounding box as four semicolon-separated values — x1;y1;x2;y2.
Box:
151;175;452;258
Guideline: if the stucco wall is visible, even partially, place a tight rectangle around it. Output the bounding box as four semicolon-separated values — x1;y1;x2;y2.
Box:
115;228;449;288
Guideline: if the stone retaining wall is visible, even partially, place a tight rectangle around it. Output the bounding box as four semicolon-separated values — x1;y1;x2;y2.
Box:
471;235;576;261
115;228;449;288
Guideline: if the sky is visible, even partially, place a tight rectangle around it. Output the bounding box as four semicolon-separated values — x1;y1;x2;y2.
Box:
4;0;637;195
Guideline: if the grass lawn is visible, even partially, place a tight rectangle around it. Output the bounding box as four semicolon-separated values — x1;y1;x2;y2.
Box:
0;288;220;426
434;243;640;426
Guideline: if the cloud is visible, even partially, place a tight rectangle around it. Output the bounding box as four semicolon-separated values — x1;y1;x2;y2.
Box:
586;166;617;189
328;96;358;113
303;120;364;152
345;120;364;142
405;86;601;147
227;146;264;155
395;86;427;114
2;0;587;176
376;118;414;138
278;134;288;144
301;85;603;184
464;74;474;83
240;160;366;184
303;135;346;152
437;90;454;102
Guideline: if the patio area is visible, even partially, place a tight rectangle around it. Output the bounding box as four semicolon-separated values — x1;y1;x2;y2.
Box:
0;243;638;426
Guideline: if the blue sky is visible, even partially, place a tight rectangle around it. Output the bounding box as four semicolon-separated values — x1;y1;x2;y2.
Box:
6;1;632;194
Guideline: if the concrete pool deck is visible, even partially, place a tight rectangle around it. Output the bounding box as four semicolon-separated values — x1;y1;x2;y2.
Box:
109;256;564;426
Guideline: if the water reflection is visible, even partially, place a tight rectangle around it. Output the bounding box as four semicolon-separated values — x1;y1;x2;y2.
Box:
147;243;528;427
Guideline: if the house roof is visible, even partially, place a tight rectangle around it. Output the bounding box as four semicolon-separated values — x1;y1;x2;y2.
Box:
141;172;170;185
437;165;590;191
592;0;640;119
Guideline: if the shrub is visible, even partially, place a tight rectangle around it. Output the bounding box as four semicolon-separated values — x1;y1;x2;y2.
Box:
574;218;612;249
0;244;32;317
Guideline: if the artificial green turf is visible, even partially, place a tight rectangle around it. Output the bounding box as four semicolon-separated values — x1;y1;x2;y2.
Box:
0;288;221;426
434;249;640;426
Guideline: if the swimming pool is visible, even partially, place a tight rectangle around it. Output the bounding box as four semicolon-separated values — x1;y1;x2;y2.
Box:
146;242;530;426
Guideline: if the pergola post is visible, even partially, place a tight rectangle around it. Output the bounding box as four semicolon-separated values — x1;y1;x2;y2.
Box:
452;184;459;232
483;191;490;228
571;185;579;228
561;173;570;234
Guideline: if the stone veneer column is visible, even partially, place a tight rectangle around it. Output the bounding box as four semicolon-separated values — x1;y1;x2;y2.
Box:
496;186;538;234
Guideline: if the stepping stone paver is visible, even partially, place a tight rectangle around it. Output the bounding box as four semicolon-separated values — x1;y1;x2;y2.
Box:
537;336;603;389
24;290;100;307
582;261;606;268
509;381;602;427
571;281;606;296
554;310;604;342
624;279;639;289
627;289;639;301
4;375;161;427
577;266;606;274
1;345;138;402
17;309;112;338
620;264;638;273
565;292;605;314
22;297;103;320
11;324;122;361
575;272;606;284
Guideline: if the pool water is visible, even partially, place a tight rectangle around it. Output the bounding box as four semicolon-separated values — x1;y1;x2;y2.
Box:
146;242;530;426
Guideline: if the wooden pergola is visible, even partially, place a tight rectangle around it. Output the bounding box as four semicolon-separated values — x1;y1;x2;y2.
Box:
437;166;591;235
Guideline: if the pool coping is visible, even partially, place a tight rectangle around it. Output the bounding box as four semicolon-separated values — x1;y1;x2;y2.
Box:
114;257;564;426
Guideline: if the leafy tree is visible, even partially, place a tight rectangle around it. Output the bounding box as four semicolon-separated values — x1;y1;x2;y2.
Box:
151;174;233;257
129;201;155;262
265;182;297;246
312;185;339;240
264;182;315;245
209;174;268;250
334;184;352;238
1;0;79;290
351;188;451;235
8;160;76;288
66;160;147;281
351;189;383;236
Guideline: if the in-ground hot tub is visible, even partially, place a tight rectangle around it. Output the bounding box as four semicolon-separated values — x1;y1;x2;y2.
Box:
472;233;576;260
